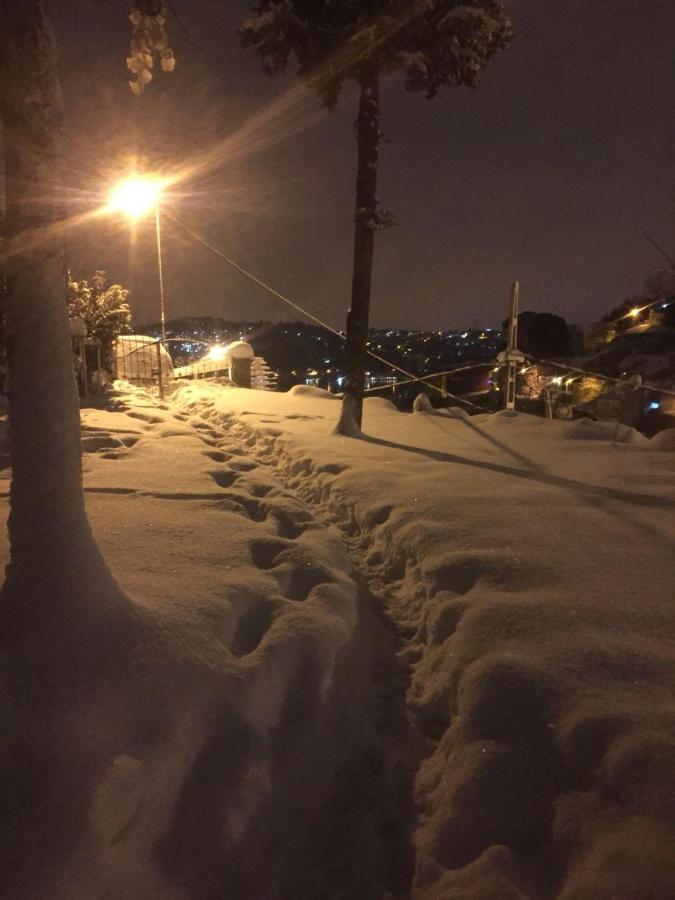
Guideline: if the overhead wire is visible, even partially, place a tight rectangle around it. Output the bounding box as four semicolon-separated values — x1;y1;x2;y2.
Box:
362;361;492;394
163;210;486;410
523;354;675;400
61;135;672;411
55;128;488;413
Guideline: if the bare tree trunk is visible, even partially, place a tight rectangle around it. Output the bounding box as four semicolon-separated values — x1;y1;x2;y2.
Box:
336;69;380;435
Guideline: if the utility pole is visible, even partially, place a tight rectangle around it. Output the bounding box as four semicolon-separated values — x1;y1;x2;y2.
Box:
497;281;525;414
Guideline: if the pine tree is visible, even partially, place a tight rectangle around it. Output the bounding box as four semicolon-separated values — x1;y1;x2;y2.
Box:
240;1;512;431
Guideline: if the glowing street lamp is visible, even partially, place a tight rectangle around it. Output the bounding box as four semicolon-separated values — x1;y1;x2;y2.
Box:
108;176;168;343
108;176;163;220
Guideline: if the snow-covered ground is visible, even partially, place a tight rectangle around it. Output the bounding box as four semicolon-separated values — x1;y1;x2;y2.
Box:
1;382;673;899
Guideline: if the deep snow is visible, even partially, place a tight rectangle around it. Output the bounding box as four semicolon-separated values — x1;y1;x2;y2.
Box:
0;383;673;899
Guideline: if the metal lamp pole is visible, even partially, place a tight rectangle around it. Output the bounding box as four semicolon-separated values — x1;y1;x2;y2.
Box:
107;176;168;397
155;204;167;398
155;204;167;344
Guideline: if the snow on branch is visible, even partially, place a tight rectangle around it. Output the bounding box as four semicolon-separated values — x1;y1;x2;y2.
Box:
127;1;176;95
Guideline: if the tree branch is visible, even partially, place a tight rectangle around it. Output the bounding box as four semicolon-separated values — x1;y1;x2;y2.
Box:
644;232;675;269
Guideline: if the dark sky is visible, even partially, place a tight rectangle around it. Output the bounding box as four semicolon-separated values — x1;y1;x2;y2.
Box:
54;0;675;331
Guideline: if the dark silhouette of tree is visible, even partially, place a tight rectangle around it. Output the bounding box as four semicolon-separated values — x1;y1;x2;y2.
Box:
240;0;512;432
503;310;572;358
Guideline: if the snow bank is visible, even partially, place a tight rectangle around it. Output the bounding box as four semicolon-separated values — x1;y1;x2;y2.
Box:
3;381;672;898
651;427;675;451
287;384;338;400
0;386;400;898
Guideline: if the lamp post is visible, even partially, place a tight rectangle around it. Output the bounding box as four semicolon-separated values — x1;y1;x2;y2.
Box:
496;281;525;414
154;204;167;344
108;176;168;394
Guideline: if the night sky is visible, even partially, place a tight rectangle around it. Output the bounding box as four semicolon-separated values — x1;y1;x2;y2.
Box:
54;0;675;331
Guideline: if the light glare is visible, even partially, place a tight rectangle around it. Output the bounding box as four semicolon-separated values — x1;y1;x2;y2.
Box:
205;344;229;362
108;177;164;220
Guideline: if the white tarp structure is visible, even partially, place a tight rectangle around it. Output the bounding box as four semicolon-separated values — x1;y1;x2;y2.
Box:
114;335;174;382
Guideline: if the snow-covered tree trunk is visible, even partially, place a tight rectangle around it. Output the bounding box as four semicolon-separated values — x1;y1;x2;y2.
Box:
336;69;380;435
0;0;118;628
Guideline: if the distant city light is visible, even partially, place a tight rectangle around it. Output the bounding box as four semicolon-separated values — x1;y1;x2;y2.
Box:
205;344;228;361
648;401;660;410
629;306;643;318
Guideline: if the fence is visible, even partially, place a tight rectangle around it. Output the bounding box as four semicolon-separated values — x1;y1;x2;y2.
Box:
113;335;278;397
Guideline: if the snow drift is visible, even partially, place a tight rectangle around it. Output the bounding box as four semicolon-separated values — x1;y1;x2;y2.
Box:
0;382;673;898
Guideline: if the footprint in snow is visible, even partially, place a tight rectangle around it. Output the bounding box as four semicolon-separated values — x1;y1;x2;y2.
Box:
126;410;166;426
230;600;277;657
202;449;230;463
193;422;222;439
249;538;334;603
209;470;239;489
271;559;334;602
81;434;139;454
249;538;294;570
227;459;257;472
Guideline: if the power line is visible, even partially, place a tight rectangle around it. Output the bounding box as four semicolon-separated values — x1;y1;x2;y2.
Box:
362;361;492;394
523;354;675;400
163;211;485;410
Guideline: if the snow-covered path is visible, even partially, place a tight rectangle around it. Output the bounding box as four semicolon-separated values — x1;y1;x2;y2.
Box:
79;389;426;899
1;383;673;899
1;386;420;899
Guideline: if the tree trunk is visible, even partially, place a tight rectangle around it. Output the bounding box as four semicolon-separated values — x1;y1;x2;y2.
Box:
0;0;118;623
0;8;159;892
336;69;380;435
0;4;142;885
